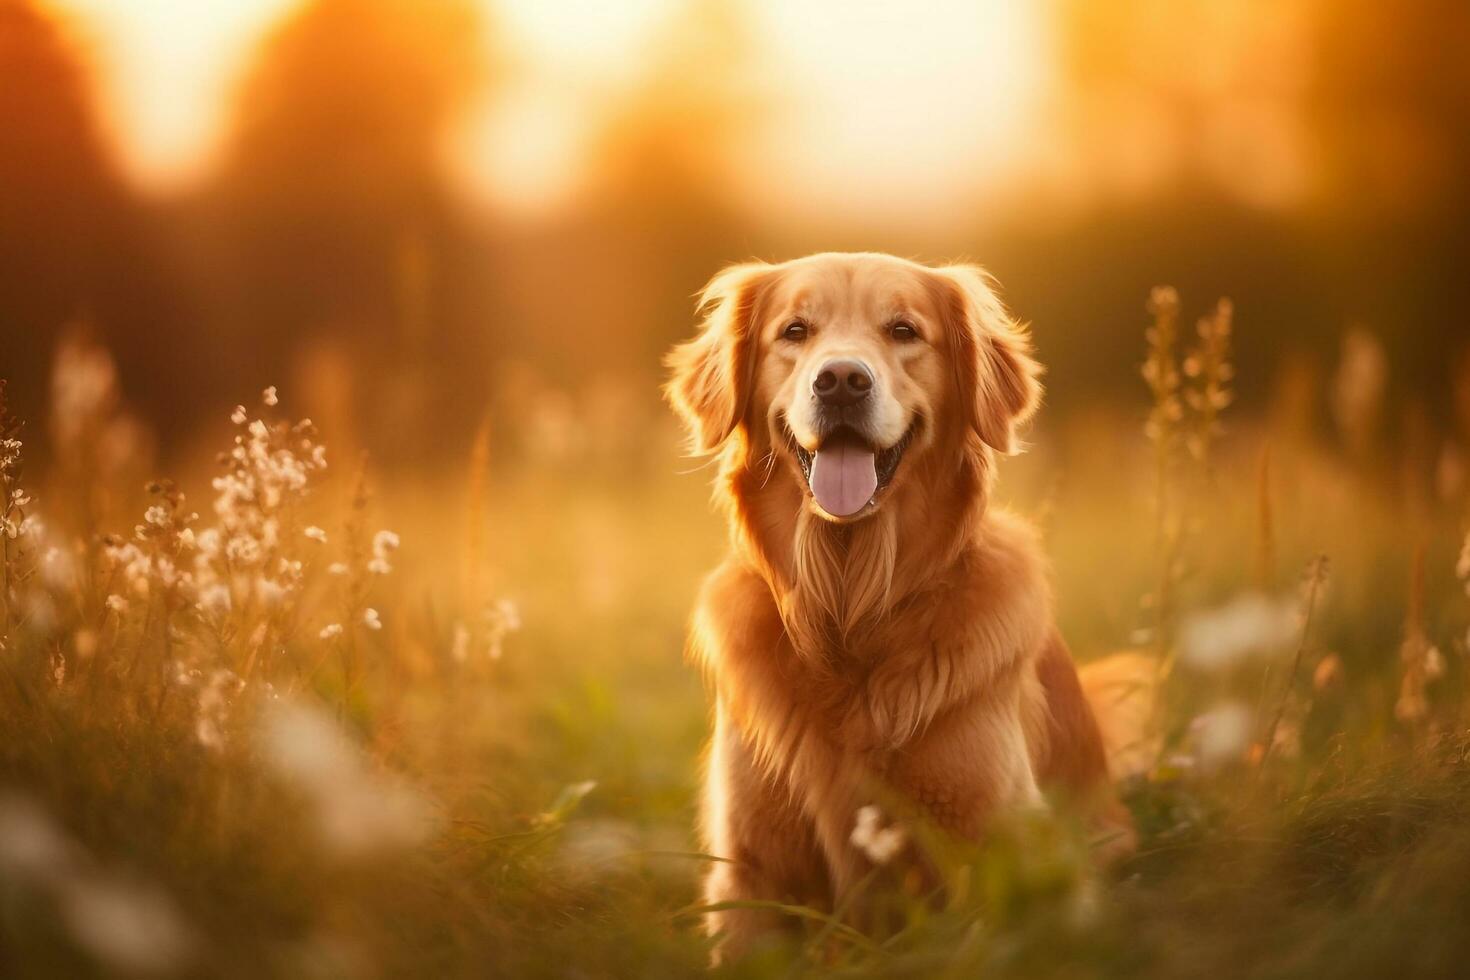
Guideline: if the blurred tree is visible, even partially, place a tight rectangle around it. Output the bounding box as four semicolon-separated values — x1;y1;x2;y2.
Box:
1053;0;1315;210
571;0;761;383
202;0;490;457
1309;0;1470;221
479;0;766;471
995;0;1467;427
1304;0;1470;396
0;0;180;442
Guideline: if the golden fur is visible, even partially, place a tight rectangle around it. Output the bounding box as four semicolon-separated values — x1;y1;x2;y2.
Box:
665;252;1132;960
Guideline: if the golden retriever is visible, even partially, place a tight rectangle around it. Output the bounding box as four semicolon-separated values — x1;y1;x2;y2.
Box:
665;252;1132;960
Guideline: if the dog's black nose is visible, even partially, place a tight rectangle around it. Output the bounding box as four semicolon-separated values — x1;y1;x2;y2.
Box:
812;359;873;407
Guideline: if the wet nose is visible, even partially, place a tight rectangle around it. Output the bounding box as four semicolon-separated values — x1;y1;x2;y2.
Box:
812;359;874;407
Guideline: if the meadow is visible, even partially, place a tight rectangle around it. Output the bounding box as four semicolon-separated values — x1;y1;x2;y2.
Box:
2;290;1469;979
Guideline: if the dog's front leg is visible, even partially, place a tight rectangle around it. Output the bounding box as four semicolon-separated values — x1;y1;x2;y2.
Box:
703;704;893;958
701;704;830;963
888;680;1044;841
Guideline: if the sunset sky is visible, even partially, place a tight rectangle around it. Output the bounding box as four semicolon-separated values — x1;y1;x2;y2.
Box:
52;0;1054;222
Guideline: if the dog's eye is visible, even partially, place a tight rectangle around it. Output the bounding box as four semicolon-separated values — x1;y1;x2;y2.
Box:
890;320;919;342
780;321;808;342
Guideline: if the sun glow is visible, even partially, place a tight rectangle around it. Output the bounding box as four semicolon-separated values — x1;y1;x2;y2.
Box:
51;0;300;190
749;0;1052;221
49;0;1051;221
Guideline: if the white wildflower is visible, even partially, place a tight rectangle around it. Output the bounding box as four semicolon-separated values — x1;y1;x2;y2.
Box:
491;597;521;633
49;331;121;455
231;405;247;425
1425;645;1445;680
327;562;349;577
197;584;231;616
130;576;152;601
153;556;179;589
1179;593;1299;671
262;386;279;407
485;598;520;660
100;540;136;570
0;793;76;880
319;624;344;640
372;530;399;560
450;623;470;663
41;546;76;590
57;874;194;974
258;701;437;857
144;504;169;527
225;535;261;566
255;577;286;608
850;805;906;865
196;528;221;557
366;531;399;575
193;669;241;751
105;594;129;615
1192;701;1253;768
0;794;194;974
303;525;327;543
362;608;382;631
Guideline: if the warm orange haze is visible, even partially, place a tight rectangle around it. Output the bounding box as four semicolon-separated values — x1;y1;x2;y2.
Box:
3;0;1470;976
58;0;1050;219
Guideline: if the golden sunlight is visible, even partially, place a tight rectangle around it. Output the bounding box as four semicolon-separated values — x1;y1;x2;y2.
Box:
749;0;1050;220
6;0;1470;974
53;0;1049;217
52;0;299;188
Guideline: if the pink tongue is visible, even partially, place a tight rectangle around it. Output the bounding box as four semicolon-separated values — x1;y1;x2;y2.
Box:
810;442;878;517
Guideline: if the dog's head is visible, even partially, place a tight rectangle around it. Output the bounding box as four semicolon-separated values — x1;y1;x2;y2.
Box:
666;252;1041;522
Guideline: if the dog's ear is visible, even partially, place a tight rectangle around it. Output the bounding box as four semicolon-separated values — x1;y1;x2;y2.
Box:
664;262;771;454
933;264;1043;455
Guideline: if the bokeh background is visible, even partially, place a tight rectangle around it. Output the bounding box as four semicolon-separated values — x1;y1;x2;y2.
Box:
4;2;1470;976
5;0;1468;462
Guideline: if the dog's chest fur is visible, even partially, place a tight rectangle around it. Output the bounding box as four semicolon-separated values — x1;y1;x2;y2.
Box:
695;509;1051;769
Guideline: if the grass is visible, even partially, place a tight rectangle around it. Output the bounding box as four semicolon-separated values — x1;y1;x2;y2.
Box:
1;302;1469;978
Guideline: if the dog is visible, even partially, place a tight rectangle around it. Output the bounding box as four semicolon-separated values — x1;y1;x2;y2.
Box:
664;252;1133;960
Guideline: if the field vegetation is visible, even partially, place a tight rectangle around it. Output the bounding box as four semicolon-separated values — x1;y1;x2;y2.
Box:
3;294;1469;978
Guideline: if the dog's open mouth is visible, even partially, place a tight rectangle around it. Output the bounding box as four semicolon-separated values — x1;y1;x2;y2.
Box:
792;425;915;518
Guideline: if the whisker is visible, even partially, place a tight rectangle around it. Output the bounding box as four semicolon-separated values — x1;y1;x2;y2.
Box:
674;454;723;477
757;449;778;489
